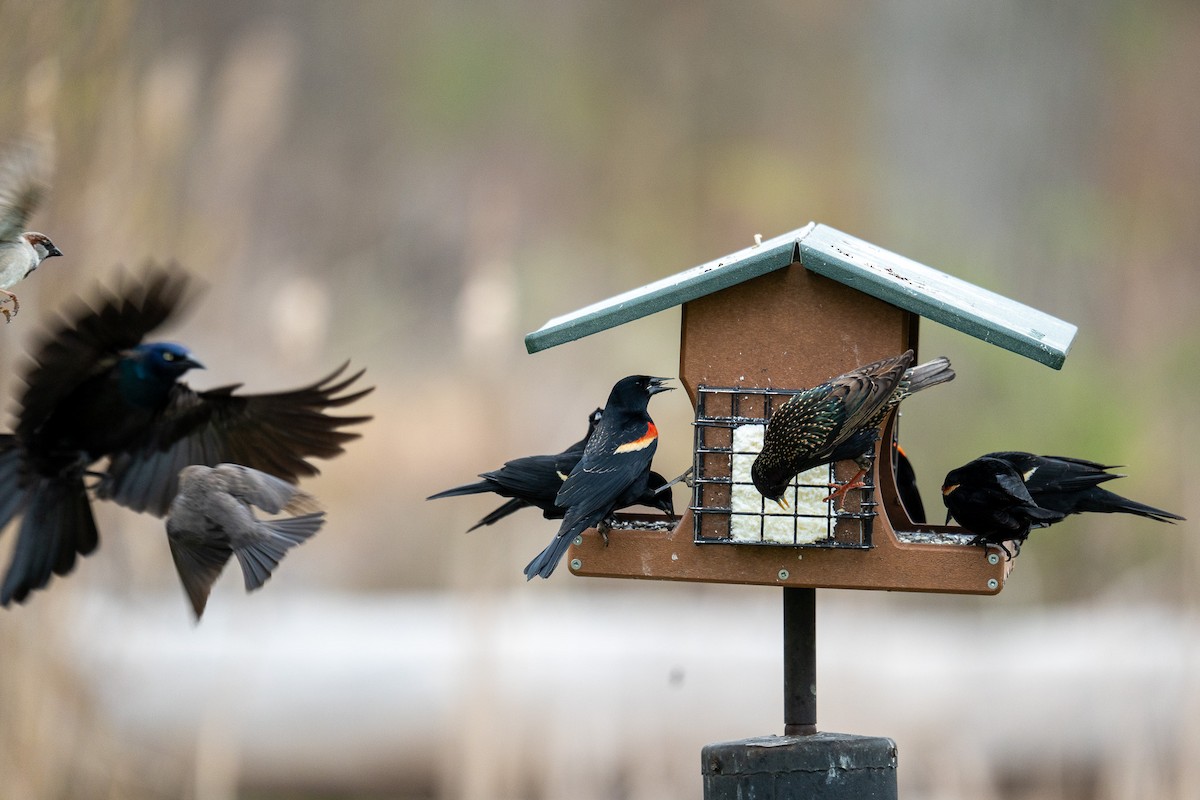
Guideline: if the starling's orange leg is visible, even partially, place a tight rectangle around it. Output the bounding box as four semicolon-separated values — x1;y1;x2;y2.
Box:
823;466;869;510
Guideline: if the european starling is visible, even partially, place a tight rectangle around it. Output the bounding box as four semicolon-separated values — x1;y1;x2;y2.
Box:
428;408;673;530
167;463;325;620
524;375;672;579
941;456;1065;557
751;350;954;506
0;267;372;605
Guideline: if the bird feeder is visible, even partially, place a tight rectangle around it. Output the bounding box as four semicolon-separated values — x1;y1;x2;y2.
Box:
525;223;1076;797
525;223;1076;596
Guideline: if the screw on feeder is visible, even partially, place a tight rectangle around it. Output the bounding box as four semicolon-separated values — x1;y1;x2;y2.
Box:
573;535;583;546
987;552;1000;565
778;569;790;581
570;558;582;571
987;578;999;590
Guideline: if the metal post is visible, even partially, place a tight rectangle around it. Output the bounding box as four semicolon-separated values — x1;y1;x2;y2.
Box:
703;587;899;798
783;586;816;735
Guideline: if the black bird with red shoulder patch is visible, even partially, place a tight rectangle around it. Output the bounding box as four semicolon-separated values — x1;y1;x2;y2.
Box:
984;452;1183;525
893;442;926;523
751;350;954;507
941;456;1065;558
524;375;672;580
427;408;674;531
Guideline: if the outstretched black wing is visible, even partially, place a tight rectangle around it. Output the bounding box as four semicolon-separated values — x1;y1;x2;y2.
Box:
96;363;373;516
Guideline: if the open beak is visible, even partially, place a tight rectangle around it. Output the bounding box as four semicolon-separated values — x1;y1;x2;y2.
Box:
775;495;790;510
648;377;674;395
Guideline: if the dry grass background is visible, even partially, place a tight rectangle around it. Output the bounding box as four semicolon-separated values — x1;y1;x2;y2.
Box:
0;1;1198;797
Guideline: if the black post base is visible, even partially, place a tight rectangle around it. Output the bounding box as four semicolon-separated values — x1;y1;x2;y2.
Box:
702;733;898;799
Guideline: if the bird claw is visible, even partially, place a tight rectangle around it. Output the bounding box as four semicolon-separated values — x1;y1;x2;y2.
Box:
598;519;612;547
660;467;694;491
822;467;869;511
0;290;18;322
969;536;1018;561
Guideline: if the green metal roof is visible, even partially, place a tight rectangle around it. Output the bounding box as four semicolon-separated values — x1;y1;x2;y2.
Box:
525;223;1077;369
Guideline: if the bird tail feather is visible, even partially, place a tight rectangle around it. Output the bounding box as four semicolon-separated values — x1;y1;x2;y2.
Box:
467;498;529;532
1076;488;1185;523
902;357;956;394
426;481;491;501
523;512;593;580
235;512;326;592
1;472;98;606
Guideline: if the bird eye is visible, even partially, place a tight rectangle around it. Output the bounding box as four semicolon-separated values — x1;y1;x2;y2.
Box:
162;352;176;362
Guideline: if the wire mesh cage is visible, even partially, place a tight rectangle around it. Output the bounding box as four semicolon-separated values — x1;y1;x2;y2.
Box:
691;385;876;548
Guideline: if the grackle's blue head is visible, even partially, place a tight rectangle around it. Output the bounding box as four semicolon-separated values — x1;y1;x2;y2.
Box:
131;342;205;378
119;342;205;408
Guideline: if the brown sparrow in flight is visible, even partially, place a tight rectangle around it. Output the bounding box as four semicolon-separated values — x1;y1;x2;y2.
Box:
0;142;61;322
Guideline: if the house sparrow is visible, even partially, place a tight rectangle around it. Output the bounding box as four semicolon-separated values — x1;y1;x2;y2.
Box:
167;463;326;620
0;142;62;321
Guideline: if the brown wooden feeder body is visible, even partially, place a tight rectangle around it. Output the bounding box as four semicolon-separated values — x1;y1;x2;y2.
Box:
569;263;1009;594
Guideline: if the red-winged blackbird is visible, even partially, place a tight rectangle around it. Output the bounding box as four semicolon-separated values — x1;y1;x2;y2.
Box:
941;456;1065;557
986;452;1184;523
0;268;372;605
427;408;674;530
893;442;926;523
751;350;954;506
524;375;673;580
942;452;1185;558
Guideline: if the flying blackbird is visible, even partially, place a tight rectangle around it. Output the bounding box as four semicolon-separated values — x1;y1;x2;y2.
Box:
167;463;326;620
427;408;674;530
893;442;926;524
0;267;372;605
524;375;672;580
751;350;954;507
984;452;1184;524
941;455;1065;557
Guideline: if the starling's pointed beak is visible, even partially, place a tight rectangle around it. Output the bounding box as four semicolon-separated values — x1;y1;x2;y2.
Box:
183;356;205;370
648;377;674;395
775;495;790;510
944;510;954;524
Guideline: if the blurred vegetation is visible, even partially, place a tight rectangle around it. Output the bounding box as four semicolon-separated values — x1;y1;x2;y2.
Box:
0;0;1197;797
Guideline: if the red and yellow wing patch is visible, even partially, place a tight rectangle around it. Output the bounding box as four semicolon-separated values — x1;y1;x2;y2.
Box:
614;422;658;454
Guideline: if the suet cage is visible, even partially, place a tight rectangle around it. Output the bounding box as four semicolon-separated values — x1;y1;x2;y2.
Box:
691;385;874;548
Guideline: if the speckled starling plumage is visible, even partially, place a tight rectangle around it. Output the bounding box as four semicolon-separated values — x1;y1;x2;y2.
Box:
751;350;954;504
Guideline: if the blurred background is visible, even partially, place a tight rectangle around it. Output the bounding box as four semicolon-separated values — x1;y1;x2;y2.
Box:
0;1;1197;798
